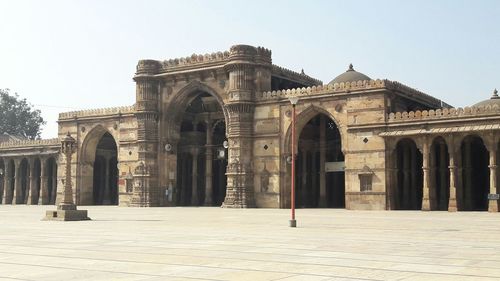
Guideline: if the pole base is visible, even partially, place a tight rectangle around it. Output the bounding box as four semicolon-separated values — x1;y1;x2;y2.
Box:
43;209;90;221
289;219;297;227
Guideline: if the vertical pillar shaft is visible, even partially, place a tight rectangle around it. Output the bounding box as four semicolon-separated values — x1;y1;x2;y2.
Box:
2;159;11;204
448;143;458;212
488;146;498;212
439;143;447;210
410;145;418;209
103;157;111;204
403;145;411;208
319;116;327;207
311;149;318;207
422;140;431;211
27;158;35;204
50;163;57;204
13;159;21;205
39;158;48;205
301;148;308;207
191;149;199;206
204;122;213;206
464;140;473;210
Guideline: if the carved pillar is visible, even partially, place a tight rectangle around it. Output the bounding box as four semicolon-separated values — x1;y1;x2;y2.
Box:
439;143;448;210
410;144;418;209
13;159;21;205
2;159;11;204
50;162;58;204
464;139;473;210
429;146;438;210
311;149;318;207
204;121;213;206
448;140;458;212
300;147;308;207
488;141;498;212
27;158;35;204
39;157;49;205
403;144;411;208
319;115;327;207
102;156;111;204
191;148;199;206
421;139;431;211
132;60;161;207
222;45;264;208
387;145;398;210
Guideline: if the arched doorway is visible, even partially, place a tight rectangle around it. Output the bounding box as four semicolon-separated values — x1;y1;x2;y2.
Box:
92;132;119;205
461;135;489;211
395;138;423;210
431;137;449;210
295;113;345;208
175;92;227;206
4;159;15;204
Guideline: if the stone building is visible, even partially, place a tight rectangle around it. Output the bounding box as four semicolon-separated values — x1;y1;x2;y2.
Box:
0;44;498;212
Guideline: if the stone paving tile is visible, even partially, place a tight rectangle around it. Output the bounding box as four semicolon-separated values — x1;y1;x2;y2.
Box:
0;206;500;280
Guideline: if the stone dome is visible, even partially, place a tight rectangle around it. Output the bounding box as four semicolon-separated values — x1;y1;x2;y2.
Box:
473;89;500;107
328;64;371;85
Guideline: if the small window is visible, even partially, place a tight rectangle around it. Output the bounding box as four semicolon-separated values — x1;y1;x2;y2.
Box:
360;174;372;192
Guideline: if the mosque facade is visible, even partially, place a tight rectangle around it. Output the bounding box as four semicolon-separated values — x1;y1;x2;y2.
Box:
1;44;499;212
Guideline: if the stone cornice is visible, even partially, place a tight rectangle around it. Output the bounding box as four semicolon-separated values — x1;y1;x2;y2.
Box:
387;104;500;123
58;105;135;120
0;138;60;149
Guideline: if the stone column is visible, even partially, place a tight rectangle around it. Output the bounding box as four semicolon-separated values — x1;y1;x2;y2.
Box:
319;115;327;207
429;147;437;210
410;145;418;209
448;141;458;212
50;162;58;204
301;147;308;207
311;149;318;207
387;147;398;210
27;158;35;204
2;159;11;204
191;148;199;206
439;143;448;210
103;156;111;204
39;158;49;205
13;159;21;205
421;140;431;211
403;145;411;208
204;121;213;206
488;144;498;212
464;139;473;210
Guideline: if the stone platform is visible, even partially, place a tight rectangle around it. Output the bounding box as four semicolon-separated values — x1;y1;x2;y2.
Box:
43;209;90;221
1;205;500;280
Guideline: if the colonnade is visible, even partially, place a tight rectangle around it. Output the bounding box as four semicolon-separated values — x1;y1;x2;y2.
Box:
176;119;227;206
388;134;499;212
0;156;58;205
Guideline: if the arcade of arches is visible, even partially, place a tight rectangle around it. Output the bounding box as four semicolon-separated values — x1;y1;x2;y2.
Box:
0;156;57;205
388;134;499;212
175;92;228;206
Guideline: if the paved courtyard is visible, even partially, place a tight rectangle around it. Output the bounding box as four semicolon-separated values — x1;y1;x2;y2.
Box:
0;206;499;281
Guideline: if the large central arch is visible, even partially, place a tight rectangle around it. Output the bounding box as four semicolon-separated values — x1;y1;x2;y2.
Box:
163;82;229;206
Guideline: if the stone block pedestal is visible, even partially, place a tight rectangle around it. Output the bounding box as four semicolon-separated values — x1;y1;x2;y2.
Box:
44;209;90;221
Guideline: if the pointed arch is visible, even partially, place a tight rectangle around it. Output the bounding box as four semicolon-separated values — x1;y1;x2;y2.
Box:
283;104;346;155
164;81;229;143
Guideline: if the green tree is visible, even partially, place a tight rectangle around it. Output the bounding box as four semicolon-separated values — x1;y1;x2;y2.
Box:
0;88;45;139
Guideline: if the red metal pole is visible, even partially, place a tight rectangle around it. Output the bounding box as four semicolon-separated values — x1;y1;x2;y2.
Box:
290;104;297;227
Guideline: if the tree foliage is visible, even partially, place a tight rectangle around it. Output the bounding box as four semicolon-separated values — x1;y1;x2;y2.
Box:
0;88;45;140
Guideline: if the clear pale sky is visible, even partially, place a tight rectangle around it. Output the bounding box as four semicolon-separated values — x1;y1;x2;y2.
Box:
1;0;499;139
